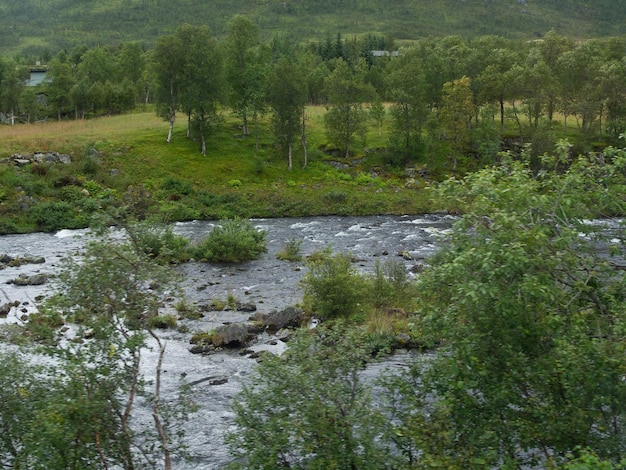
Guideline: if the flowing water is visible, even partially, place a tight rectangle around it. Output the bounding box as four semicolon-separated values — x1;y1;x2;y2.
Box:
0;214;454;469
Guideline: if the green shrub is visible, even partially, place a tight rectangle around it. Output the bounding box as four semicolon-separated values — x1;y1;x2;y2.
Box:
369;259;415;310
59;185;86;203
363;329;398;357
354;173;374;185
148;314;178;329
157;201;199;223
81;157;99;177
306;245;333;263
161;177;194;196
276;237;303;261
192;218;267;263
30;163;49;176
324;190;348;204
29;201;83;232
175;300;202;319
303;252;368;319
227;324;392;468
128;223;190;264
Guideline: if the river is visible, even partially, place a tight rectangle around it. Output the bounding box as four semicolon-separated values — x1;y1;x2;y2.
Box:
0;214;454;469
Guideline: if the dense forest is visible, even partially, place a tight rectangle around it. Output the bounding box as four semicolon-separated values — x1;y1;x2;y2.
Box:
2;0;626;56
2;25;626;172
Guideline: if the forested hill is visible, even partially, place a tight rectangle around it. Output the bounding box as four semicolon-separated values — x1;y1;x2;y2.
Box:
1;0;626;56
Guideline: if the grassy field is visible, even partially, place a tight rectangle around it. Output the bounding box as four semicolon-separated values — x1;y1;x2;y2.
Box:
0;107;436;234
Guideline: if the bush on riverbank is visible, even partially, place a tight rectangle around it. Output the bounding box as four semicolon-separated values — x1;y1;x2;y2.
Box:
192;219;267;263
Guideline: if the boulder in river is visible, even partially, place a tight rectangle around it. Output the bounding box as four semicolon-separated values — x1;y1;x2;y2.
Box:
263;306;304;331
213;323;252;347
7;273;48;286
0;301;20;316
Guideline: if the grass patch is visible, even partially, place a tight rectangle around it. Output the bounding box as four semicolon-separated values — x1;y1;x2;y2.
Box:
0;108;437;234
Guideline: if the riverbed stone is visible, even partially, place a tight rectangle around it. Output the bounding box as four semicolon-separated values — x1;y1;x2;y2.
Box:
213;323;251;347
263;306;303;331
0;301;19;316
236;302;257;312
7;273;48;286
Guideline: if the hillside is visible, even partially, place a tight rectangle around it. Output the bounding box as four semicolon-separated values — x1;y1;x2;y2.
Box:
2;0;626;57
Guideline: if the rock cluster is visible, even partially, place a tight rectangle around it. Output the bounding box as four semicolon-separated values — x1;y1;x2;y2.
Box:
189;306;305;355
1;152;72;166
6;273;48;286
0;254;45;270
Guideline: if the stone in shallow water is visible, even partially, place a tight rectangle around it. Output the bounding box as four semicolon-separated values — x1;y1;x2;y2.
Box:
263;306;303;331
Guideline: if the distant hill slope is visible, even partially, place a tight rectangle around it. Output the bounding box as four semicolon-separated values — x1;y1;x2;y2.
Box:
2;0;626;56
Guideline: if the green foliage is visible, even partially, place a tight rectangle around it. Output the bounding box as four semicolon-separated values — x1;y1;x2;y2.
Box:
227;324;394;469
29;200;84;232
276;237;303;261
369;258;415;310
192;218;267;263
267;57;307;170
81;156;99;176
0;227;195;468
381;145;626;467
148;314;178;329
126;222;191;264
3;0;626;59
303;252;368;319
175;299;202;319
324;59;375;158
323;189;348;205
161;177;194;196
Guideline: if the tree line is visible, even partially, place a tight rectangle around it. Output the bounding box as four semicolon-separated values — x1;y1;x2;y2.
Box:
2;22;626;168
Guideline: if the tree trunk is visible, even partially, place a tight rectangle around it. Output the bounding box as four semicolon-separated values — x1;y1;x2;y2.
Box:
200;118;206;156
148;330;172;470
598;103;604;135
499;97;505;131
302;108;308;169
288;141;293;170
167;112;175;143
243;112;249;136
186;111;191;138
345;107;351;158
254;110;259;153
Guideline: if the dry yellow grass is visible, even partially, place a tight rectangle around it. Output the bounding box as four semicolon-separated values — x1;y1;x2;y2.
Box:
0;112;166;156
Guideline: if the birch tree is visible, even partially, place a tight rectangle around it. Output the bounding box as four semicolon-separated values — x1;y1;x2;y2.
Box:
151;33;185;143
267;57;307;170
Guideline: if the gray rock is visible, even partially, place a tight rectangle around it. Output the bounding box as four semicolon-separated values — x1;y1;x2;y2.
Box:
249;311;270;322
236;302;257;312
213;323;251;346
187;375;229;386
189;344;217;355
7;273;48;286
275;328;292;342
263;306;303;330
0;301;19;316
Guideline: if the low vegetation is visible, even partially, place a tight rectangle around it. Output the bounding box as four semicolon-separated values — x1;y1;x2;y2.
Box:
191;218;267;263
0;110;434;235
230;142;626;468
